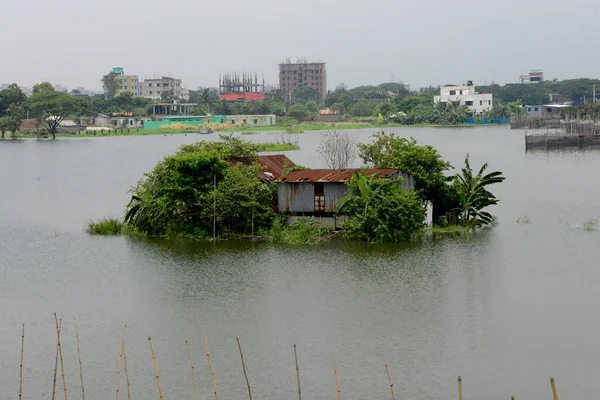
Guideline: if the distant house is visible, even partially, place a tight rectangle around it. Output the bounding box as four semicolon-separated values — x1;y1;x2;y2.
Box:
542;104;569;118
434;81;492;114
314;108;340;122
525;105;542;117
276;169;415;215
229;154;296;182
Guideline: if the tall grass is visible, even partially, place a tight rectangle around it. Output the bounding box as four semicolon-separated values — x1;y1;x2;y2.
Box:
267;218;327;244
582;219;598;232
517;215;533;224
257;142;299;152
86;217;124;235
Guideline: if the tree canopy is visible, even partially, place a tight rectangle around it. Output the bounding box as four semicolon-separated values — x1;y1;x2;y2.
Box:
28;91;90;138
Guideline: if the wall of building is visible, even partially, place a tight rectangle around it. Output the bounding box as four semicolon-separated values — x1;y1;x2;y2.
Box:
525;105;543;117
225;115;276;126
278;182;316;213
142;77;182;100
434;89;493;114
279;62;327;100
115;75;141;97
314;114;340;122
143;115;225;130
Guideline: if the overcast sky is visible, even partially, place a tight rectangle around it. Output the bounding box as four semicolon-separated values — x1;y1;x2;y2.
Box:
2;0;599;92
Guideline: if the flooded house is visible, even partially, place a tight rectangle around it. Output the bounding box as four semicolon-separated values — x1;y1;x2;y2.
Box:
276;169;415;215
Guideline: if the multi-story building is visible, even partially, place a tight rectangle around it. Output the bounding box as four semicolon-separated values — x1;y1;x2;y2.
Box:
111;67;142;97
520;70;544;83
142;77;183;100
279;59;327;101
434;81;492;114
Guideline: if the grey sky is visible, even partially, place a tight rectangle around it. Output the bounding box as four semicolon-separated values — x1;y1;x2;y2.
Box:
2;0;599;92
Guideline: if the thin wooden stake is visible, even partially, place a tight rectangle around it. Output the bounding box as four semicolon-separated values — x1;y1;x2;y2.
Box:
52;320;62;400
237;337;252;400
385;364;396;400
204;335;219;400
74;321;85;400
457;376;463;400
19;323;24;400
54;314;68;400
149;337;164;400
294;344;302;400
186;340;200;400
550;377;558;400
116;326;127;400
333;359;341;400
122;344;131;400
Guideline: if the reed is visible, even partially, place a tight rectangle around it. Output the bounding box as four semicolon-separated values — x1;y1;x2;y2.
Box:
385;364;396;400
19;323;24;400
333;359;341;400
294;344;302;400
186;340;200;400
54;314;68;400
458;376;463;400
236;337;252;400
204;335;219;400
74;321;85;400
148;337;164;400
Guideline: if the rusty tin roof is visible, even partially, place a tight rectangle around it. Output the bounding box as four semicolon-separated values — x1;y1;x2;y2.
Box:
276;168;398;183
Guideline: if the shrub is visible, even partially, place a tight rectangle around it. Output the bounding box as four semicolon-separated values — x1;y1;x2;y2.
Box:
87;217;124;235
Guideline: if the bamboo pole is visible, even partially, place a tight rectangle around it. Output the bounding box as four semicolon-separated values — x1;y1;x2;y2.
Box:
294;344;301;400
385;364;396;400
237;337;252;400
52;320;63;400
333;359;341;400
204;335;219;400
54;314;68;400
457;376;463;400
550;377;558;400
116;326;126;400
19;323;24;400
148;337;164;400
74;321;85;400
186;340;200;400
122;343;131;400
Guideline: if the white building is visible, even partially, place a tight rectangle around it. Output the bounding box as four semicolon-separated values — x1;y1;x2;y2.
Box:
142;77;183;100
434;82;493;114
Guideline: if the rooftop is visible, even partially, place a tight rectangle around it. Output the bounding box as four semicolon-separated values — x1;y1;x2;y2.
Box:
277;168;398;183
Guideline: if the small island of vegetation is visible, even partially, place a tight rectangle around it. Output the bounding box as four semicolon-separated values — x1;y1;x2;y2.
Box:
88;132;505;243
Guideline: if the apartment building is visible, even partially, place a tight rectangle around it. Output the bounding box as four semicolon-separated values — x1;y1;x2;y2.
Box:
142;77;183;100
279;59;327;101
112;67;142;97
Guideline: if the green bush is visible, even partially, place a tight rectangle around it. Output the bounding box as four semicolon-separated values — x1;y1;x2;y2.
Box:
268;218;326;244
86;217;124;235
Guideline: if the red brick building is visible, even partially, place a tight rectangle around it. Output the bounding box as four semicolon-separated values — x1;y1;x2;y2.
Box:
279;59;327;101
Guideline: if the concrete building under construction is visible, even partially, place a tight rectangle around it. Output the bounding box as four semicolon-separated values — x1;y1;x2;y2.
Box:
279;58;327;102
219;73;265;101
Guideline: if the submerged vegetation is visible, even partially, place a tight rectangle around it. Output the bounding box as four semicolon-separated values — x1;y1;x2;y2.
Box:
88;132;506;244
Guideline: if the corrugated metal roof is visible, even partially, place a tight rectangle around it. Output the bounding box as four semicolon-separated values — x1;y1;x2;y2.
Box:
258;155;295;179
276;169;398;183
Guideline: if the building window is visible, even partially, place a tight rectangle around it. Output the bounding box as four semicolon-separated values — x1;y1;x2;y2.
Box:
449;90;456;95
460;90;463;95
314;182;325;213
480;100;483;106
157;83;161;87
547;108;552;113
149;91;152;94
231;119;235;124
254;119;258;124
535;107;539;111
465;101;473;106
149;83;152;87
527;107;531;112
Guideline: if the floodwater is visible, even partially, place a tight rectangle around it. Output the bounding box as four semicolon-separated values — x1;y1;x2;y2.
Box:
1;127;600;400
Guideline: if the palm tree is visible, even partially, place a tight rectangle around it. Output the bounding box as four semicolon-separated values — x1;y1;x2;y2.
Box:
454;155;505;227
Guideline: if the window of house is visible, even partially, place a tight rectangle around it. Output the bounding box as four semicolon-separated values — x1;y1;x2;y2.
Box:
460;90;463;95
254;119;258;124
535;107;539;111
527;108;531;112
149;91;153;94
149;83;152;87
157;83;161;87
231;119;235;124
465;101;474;106
480;100;483;106
547;108;552;112
449;90;456;95
243;119;247;124
314;183;325;212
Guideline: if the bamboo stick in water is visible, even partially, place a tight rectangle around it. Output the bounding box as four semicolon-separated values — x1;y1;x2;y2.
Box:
122;343;131;400
204;335;219;400
458;376;463;400
237;337;252;400
333;359;341;400
74;321;85;400
52;320;63;400
550;377;558;400
149;337;164;400
294;344;302;400
186;340;200;400
385;364;396;400
116;326;126;400
54;314;68;400
19;323;24;400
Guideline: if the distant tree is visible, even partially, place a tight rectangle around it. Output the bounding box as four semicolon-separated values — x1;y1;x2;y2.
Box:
101;73;119;99
293;87;320;102
32;82;55;95
305;100;318;114
0;84;27;116
375;102;397;117
287;104;309;119
28;91;90;139
349;98;376;117
330;102;346;115
161;87;176;102
317;131;358;169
